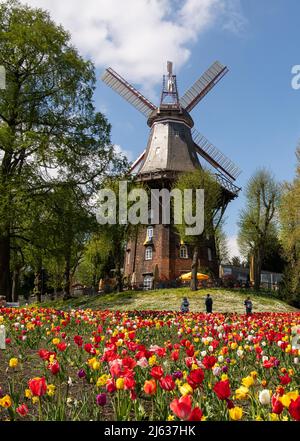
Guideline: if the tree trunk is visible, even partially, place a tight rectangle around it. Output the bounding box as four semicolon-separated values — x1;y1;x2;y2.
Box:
63;255;71;300
190;246;199;291
115;259;123;293
253;249;262;291
34;270;42;303
0;234;12;301
12;268;20;302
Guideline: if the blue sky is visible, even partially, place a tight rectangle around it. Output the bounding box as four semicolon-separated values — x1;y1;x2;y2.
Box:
20;0;300;257
95;1;300;256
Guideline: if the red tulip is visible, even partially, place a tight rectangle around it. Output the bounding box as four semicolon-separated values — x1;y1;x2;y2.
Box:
187;406;203;421
202;356;217;370
170;395;192;420
171;350;179;361
124;376;136;390
28;377;47;397
279;373;291;385
48;361;60;375
16;404;29;417
170;396;204;421
187;368;205;389
289;397;300;421
213;380;231;400
272;395;284;414
150;366;164;379
74;335;83;347
159;375;175;391
57;342;67;352
106;379;116;393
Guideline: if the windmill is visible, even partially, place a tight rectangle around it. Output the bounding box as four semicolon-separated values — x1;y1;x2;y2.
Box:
101;60;241;286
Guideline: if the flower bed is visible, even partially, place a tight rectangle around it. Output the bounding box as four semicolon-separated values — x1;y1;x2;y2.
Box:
0;308;299;421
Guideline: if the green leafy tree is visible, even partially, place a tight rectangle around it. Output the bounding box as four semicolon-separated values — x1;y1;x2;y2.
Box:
238;169;280;291
215;222;230;265
173;169;222;291
279;147;300;304
0;1;126;300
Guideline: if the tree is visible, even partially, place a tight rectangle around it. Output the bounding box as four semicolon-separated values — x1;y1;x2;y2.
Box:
231;256;242;267
95;176;138;292
215;222;230;265
238;169;280;291
173;169;222;291
279;146;300;304
0;1;126;300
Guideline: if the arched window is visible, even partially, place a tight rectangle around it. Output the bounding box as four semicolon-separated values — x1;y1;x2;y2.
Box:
145;247;153;260
143;275;153;290
180;245;188;259
147;226;154;239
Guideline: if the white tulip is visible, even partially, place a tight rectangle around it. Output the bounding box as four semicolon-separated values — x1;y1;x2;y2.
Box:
259;389;271;405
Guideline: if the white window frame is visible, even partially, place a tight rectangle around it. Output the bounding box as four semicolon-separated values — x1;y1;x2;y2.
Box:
147;226;153;239
143;275;153;290
145;246;153;260
180;245;188;259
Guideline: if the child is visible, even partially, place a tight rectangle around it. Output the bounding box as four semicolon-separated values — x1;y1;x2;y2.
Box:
244;296;253;315
181;297;189;313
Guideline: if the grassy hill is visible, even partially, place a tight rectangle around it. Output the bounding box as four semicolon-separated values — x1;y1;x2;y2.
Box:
40;287;298;313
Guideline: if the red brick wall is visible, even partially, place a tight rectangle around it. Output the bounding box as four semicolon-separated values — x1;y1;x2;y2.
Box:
124;224;219;286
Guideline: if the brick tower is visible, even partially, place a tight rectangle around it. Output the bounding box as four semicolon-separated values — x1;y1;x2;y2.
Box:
102;61;241;289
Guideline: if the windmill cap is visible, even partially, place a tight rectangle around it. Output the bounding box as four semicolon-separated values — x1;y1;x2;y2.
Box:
147;106;194;128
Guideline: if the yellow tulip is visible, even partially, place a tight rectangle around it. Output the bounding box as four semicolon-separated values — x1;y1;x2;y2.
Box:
235;386;249;400
0;395;12;408
242;376;254;388
9;358;18;368
179;383;193;396
116;378;125;390
229;407;243;420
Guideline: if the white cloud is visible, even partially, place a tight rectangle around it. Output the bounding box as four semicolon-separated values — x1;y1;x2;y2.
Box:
19;0;245;91
227;235;242;260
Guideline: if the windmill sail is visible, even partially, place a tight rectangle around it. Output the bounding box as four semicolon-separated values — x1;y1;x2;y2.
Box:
101;68;156;118
180;61;228;112
192;128;241;181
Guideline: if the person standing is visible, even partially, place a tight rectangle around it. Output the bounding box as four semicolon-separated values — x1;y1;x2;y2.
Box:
205;294;213;313
244;296;253;315
181;297;190;313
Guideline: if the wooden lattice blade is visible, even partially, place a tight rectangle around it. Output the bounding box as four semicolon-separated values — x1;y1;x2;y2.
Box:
101;68;156;118
180;61;228;112
192;128;241;181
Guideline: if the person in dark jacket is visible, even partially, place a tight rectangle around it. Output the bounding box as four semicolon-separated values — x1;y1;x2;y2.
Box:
205;294;213;313
244;297;253;315
181;297;189;313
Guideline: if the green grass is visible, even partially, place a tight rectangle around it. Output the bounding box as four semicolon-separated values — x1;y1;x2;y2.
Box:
38;287;299;313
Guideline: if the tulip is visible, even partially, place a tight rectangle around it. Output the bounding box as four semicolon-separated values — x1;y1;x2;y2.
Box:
96;393;107;406
16;404;29;417
229;407;243;420
289;397;300;421
159;375;175;391
213;380;231;400
143;379;157;395
150;365;164;379
259;389;271;405
28;377;47;397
